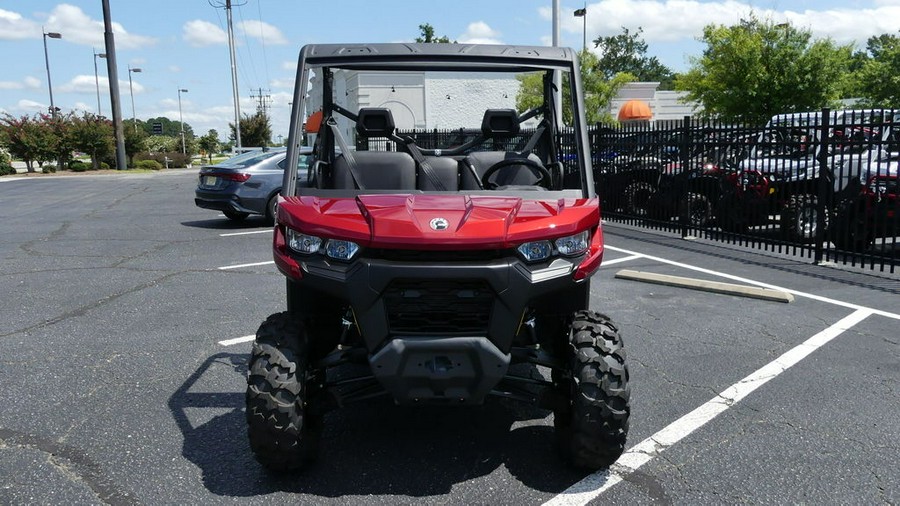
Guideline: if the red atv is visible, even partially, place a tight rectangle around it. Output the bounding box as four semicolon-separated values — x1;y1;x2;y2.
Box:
245;43;630;471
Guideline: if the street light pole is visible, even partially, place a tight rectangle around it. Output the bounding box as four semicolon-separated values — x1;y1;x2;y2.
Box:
574;4;587;53
128;65;142;132
177;88;188;154
42;27;62;119
93;49;106;116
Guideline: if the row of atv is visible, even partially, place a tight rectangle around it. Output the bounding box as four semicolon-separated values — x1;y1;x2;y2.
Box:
595;120;899;252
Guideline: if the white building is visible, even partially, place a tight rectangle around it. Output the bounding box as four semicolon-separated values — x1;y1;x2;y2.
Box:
608;82;701;126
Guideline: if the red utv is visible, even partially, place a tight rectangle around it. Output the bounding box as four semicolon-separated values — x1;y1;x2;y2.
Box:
245;43;630;472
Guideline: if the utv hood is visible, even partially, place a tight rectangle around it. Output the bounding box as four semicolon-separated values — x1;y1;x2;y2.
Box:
279;194;600;249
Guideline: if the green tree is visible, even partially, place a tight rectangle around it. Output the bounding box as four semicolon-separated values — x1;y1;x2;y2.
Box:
415;23;454;43
516;49;635;125
145;135;180;153
46;113;76;171
124;123;148;167
230;112;272;148
593;27;675;89
853;32;900;107
675;17;853;124
143;116;194;142
0;114;44;172
69;113;114;170
198;129;220;163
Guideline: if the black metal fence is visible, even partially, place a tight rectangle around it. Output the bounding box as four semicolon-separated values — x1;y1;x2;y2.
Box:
595;109;899;273
356;108;899;273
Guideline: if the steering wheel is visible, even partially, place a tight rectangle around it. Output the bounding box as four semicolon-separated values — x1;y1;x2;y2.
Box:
480;158;553;190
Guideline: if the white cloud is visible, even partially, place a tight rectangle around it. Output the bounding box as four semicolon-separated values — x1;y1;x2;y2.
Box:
169;65;182;73
270;78;294;89
59;75;144;95
543;0;900;49
73;101;92;112
238;20;288;45
158;98;178;108
458;21;503;44
0;76;43;90
17;99;45;112
282;60;296;71
0;8;39;40
183;20;227;47
45;4;155;48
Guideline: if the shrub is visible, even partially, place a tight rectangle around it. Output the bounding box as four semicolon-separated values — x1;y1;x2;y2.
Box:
0;149;14;176
42;164;57;173
134;151;191;168
135;159;163;171
98;161;110;171
69;160;88;172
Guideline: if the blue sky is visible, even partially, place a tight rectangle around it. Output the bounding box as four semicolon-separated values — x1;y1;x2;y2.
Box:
1;1;897;141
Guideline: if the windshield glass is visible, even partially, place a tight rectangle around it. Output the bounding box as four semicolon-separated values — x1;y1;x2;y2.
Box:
289;58;586;197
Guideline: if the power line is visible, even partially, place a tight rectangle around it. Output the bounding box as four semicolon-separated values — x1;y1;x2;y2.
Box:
249;87;271;117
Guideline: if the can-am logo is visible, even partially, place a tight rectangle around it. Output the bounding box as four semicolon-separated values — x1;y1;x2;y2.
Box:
429;217;449;231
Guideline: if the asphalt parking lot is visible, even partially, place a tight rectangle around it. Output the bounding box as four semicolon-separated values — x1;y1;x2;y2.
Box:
1;170;898;505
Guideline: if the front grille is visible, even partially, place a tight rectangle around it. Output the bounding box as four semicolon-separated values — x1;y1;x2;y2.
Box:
368;249;509;262
383;279;494;334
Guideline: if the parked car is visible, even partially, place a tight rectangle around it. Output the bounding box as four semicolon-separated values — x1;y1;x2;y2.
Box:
831;151;899;251
194;147;312;223
720;110;895;241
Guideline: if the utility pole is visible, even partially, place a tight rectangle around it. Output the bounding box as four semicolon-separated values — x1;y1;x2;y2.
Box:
210;0;245;152
101;0;127;170
250;88;271;117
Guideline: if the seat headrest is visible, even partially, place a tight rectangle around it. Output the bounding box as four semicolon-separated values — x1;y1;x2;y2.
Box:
357;108;395;137
481;109;520;137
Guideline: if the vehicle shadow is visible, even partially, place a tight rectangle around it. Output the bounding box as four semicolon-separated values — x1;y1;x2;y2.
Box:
180;218;272;230
168;353;586;499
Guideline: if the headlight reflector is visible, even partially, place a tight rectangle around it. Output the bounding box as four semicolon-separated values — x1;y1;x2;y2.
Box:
517;240;553;262
324;239;360;260
286;229;322;254
555;230;590;256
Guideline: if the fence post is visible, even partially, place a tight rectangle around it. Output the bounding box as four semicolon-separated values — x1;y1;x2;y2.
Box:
814;107;830;264
679;115;691;238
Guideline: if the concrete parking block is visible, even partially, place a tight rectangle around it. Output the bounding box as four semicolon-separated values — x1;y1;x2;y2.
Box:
614;269;795;303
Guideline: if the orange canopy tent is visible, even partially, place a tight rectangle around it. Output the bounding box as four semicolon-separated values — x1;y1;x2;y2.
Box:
617;100;652;122
305;110;323;134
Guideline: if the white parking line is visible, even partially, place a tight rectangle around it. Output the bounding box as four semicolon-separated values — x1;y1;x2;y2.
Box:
544;308;873;506
219;335;255;346
220;230;271;237
217;260;275;270
605;245;900;320
599;254;642;267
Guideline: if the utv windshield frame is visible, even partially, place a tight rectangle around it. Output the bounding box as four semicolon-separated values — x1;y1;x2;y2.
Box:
281;43;594;199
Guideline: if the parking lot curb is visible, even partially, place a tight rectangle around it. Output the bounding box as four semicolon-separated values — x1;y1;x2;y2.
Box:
614;269;795;303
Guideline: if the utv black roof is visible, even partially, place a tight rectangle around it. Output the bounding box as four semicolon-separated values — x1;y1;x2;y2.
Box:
298;43;578;71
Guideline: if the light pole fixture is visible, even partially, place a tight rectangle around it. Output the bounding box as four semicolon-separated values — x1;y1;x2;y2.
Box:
42;27;62;118
93;49;107;116
573;4;587;53
127;65;142;131
177;88;188;154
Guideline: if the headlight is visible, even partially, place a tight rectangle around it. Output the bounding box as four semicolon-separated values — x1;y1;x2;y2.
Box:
285;229;360;261
324;239;360;260
517;230;591;263
287;229;322;254
517;241;553;262
555;230;590;256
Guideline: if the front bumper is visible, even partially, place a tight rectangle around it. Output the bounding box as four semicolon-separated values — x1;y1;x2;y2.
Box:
194;190;258;215
281;245;589;404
